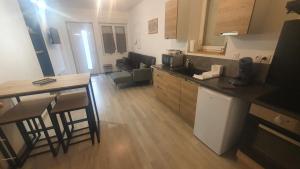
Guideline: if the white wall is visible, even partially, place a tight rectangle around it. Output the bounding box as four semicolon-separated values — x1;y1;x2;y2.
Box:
46;7;129;74
128;0;299;63
128;0;186;64
0;0;43;168
35;7;67;75
0;0;43;82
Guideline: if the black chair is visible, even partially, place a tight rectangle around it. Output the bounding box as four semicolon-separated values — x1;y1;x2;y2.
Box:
51;92;94;153
0;97;58;169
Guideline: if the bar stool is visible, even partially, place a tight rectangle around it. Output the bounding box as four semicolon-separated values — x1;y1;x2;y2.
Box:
0;97;58;168
51;92;94;153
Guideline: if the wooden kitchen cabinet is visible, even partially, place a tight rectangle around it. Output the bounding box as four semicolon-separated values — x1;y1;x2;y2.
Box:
165;0;178;39
153;69;181;113
153;69;199;127
165;0;191;40
180;79;199;126
215;0;256;35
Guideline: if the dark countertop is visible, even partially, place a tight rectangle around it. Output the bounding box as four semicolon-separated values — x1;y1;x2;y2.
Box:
152;65;275;102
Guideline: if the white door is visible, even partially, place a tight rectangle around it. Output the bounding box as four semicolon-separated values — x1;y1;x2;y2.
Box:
67;22;100;74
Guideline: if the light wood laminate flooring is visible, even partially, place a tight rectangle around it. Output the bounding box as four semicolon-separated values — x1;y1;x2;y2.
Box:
22;75;247;169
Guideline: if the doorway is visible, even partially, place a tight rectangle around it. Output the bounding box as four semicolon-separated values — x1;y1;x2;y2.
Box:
66;22;100;74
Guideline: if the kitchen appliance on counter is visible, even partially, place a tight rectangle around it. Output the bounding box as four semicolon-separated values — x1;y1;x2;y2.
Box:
229;57;253;86
162;54;184;68
194;88;249;155
167;49;182;55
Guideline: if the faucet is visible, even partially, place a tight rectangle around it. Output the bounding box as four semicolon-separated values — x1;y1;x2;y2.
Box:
185;59;192;69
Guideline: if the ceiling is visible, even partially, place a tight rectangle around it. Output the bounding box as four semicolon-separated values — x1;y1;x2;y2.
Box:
47;0;142;12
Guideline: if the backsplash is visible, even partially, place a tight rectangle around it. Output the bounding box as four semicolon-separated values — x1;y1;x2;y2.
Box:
186;55;270;84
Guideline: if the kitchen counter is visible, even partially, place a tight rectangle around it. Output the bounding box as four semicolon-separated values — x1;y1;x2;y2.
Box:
152;65;275;102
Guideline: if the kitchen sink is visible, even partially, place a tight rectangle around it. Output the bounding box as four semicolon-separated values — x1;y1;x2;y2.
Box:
173;67;205;77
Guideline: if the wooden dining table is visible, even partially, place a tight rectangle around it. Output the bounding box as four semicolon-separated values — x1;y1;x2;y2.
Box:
0;73;100;143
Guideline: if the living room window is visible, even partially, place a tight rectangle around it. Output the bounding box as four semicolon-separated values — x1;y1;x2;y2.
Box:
99;24;127;54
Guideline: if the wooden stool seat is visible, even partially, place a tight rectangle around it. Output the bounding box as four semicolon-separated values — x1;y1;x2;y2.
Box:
0;97;54;125
51;92;94;152
0;96;58;168
52;92;89;113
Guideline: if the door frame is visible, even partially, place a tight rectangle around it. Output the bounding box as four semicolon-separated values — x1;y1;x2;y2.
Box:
66;21;101;74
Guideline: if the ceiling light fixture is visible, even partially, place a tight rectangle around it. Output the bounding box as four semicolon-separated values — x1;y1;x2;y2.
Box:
31;0;47;10
96;0;102;17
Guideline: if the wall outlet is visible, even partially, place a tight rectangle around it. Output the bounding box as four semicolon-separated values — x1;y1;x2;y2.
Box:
233;53;240;60
255;56;262;63
254;55;272;63
260;55;272;64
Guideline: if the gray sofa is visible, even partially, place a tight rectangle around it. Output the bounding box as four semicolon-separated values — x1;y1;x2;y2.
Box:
111;52;156;86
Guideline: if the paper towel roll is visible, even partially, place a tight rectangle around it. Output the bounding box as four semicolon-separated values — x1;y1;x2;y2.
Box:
189;40;195;52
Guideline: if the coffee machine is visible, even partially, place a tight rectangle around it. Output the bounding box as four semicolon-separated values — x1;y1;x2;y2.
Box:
229;57;253;86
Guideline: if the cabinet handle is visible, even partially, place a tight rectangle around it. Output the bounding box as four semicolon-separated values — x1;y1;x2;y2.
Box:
259;124;300;147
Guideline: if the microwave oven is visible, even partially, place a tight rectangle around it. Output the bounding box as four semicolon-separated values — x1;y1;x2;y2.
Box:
162;54;184;68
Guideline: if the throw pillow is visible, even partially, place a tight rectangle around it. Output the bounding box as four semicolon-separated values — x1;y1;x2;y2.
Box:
140;62;147;69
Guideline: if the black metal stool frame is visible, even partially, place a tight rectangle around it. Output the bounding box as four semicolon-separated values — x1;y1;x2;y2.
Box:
0;128;19;169
0;77;100;168
87;79;100;143
0;114;58;168
11;96;60;167
51;100;95;153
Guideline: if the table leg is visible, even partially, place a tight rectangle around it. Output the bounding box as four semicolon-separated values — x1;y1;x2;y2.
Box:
89;80;100;136
86;84;100;143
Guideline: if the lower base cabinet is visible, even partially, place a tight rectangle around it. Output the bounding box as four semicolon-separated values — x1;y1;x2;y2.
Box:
153;69;199;127
180;79;199;126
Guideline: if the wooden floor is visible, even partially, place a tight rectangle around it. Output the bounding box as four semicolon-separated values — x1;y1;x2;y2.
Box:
22;75;246;169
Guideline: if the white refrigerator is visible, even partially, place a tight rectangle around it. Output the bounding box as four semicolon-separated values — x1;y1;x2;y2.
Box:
193;87;249;155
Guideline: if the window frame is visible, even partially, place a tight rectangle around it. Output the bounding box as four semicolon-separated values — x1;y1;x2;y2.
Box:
99;23;128;55
196;0;226;54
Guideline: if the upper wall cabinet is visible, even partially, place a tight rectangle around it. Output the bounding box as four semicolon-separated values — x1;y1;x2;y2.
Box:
165;0;178;39
215;0;256;36
165;0;191;40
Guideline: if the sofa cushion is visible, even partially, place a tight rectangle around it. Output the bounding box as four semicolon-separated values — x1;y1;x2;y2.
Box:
139;62;148;69
110;71;132;84
142;55;156;67
119;52;156;71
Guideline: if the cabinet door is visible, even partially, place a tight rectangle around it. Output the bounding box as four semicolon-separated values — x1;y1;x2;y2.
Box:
164;73;181;113
153;69;168;103
165;0;178;39
180;79;199;126
215;0;255;35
